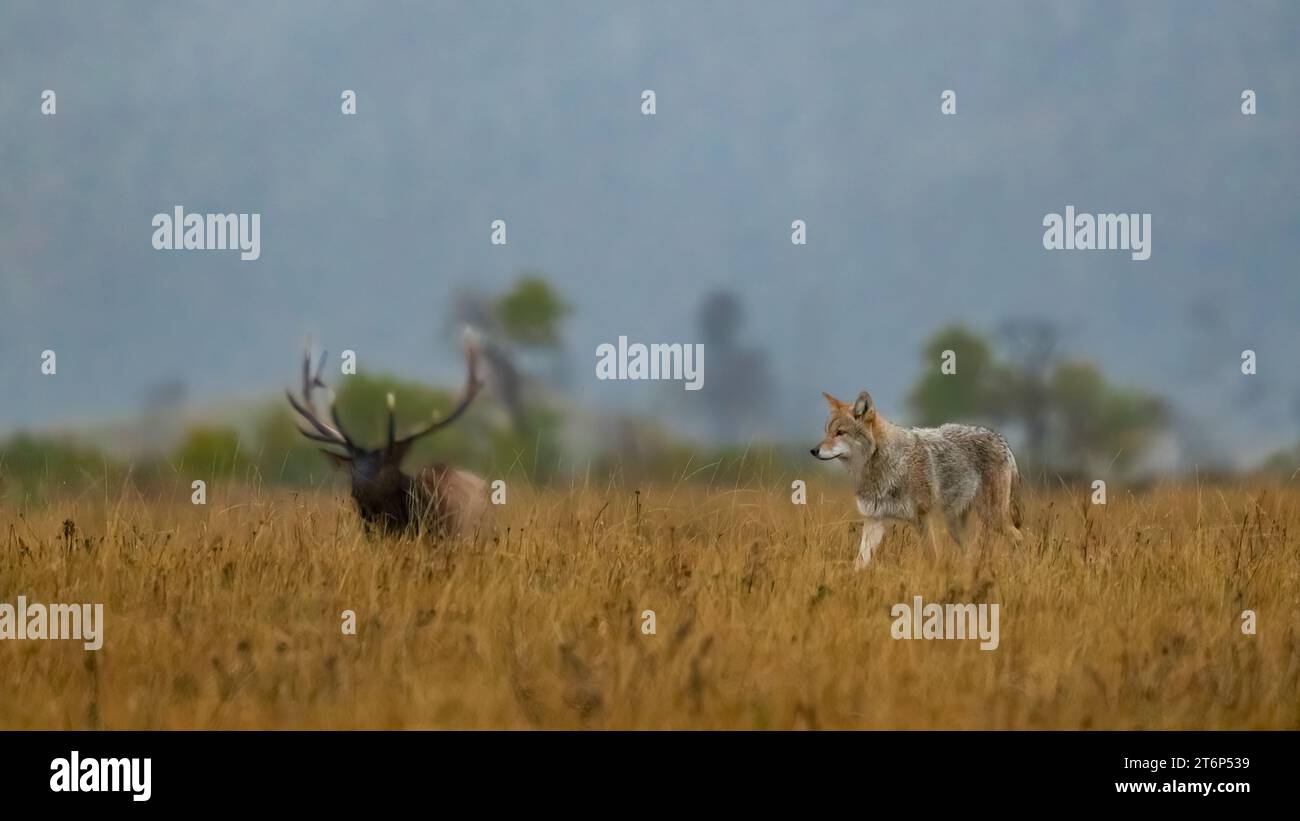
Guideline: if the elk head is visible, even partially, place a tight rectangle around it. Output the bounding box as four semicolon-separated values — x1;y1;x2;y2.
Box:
287;331;485;536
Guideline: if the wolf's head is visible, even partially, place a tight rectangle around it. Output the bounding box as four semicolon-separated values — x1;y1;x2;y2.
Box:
811;390;879;463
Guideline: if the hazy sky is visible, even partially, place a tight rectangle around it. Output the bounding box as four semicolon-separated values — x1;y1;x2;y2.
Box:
2;2;1298;465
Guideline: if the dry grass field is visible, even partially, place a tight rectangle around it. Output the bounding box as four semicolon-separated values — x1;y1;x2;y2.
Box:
1;478;1297;729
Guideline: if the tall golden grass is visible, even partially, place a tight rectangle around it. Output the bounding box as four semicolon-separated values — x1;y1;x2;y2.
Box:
1;479;1296;729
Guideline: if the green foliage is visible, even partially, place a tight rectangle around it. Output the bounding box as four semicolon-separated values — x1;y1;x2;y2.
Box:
907;325;1007;426
0;315;1180;496
332;372;494;464
906;324;1169;475
248;403;336;486
1261;444;1300;479
494;275;570;348
0;434;121;499
480;402;565;482
1051;361;1166;473
172;427;253;480
278;371;567;484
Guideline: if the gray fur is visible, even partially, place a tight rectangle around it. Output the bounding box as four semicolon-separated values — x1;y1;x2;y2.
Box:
814;391;1023;568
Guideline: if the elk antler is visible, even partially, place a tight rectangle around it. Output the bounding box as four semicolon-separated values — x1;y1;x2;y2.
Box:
286;342;357;453
391;328;484;448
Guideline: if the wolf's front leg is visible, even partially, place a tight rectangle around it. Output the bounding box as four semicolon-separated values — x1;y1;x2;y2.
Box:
855;519;885;570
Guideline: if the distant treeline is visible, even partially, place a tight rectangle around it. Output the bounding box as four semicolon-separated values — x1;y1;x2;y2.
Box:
0;372;803;502
0;372;541;500
4;277;1298;501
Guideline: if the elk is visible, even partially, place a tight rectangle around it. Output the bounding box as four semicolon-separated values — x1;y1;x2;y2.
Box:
287;333;488;538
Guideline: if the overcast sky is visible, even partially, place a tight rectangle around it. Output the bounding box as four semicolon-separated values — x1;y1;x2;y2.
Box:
2;2;1297;465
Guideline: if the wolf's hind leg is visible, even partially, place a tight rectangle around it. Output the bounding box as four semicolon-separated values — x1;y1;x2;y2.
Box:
1002;520;1024;547
980;466;1024;547
997;471;1025;547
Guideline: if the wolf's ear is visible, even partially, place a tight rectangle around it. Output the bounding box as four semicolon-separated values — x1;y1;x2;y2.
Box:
852;390;875;421
822;391;848;411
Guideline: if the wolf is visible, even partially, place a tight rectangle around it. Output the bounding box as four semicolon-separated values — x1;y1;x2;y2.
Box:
811;390;1023;568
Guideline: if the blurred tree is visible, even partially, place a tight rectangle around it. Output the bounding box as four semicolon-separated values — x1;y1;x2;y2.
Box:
1050;361;1167;475
907;325;1006;426
446;273;571;433
908;321;1168;478
293;369;563;483
997;318;1062;464
333;372;478;463
699;290;743;348
447;287;527;430
494;275;569;349
695;290;772;440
